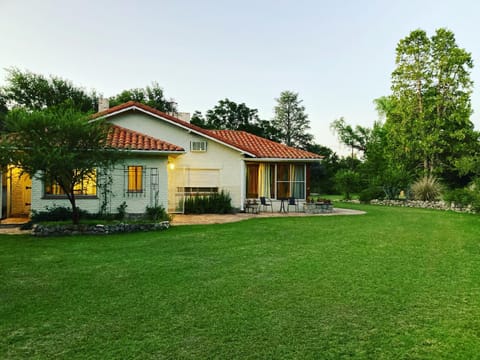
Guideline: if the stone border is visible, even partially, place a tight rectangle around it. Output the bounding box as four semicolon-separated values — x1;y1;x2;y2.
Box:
342;199;475;214
32;221;170;237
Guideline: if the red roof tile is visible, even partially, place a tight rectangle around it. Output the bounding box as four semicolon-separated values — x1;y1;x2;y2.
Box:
96;102;321;159
107;125;184;152
94;101;210;135
206;130;322;159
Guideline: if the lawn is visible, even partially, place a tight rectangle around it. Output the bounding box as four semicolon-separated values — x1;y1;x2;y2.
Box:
2;204;480;359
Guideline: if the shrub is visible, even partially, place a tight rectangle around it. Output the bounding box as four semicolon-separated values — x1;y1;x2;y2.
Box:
116;201;128;220
31;206;92;222
334;169;361;200
145;204;171;222
358;187;385;203
443;188;480;211
184;190;232;214
380;166;413;200
411;175;442;201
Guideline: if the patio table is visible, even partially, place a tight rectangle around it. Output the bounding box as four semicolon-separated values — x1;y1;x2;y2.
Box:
278;198;288;213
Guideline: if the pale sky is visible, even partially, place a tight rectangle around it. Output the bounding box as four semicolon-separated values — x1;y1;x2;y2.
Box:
1;0;480;154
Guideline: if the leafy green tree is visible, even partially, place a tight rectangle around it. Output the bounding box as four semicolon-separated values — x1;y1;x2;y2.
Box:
196;98;260;130
109;82;177;113
191;99;283;141
334;169;361;200
305;144;340;194
272;91;314;148
384;28;477;179
1;67;97;113
330;117;372;158
0;105;119;224
0;94;7;131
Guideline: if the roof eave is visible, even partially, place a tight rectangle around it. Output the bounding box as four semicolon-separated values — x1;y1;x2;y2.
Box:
120;149;186;155
96;105;257;157
244;157;322;162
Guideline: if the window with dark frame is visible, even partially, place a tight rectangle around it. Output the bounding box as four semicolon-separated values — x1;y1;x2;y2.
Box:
128;166;143;193
190;141;207;152
44;170;97;197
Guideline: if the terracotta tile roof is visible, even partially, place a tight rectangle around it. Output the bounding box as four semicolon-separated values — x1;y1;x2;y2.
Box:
206;130;322;159
95;101;321;159
108;125;184;152
94;100;211;135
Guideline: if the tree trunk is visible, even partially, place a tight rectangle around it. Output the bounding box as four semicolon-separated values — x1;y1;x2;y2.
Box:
70;195;80;225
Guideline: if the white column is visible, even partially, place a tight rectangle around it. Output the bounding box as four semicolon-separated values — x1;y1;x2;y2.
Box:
240;159;245;211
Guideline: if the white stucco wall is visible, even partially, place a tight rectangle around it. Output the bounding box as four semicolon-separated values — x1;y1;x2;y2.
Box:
108;111;245;209
30;156;168;216
29;109;247;216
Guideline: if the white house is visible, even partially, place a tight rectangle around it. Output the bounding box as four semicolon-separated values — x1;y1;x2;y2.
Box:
0;101;322;219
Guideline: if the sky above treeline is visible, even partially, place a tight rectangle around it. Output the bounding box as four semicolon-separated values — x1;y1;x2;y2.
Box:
2;0;480;154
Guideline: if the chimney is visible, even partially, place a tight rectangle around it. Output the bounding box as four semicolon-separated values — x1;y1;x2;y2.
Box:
177;112;191;122
98;97;109;112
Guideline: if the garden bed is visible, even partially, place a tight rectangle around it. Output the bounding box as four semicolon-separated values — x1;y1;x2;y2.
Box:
32;221;170;236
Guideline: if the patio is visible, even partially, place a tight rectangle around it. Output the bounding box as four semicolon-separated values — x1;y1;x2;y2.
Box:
171;207;365;225
0;207;365;234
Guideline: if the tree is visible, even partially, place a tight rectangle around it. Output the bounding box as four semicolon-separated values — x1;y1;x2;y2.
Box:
109;82;177;114
191;98;259;130
191;99;283;141
305;143;340;194
334;169;361;200
384;28;477;179
0;105;119;224
330;117;372;158
272;91;314;149
1;67;97;113
0;94;7;131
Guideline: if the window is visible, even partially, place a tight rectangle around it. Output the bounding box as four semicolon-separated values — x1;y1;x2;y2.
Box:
245;162;306;200
190;141;207;152
276;164;305;199
246;164;259;198
44;170;97;197
180;187;218;195
246;164;275;199
128;166;143;193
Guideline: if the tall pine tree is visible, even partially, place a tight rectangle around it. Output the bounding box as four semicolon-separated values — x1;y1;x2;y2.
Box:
384;28;477;179
272;90;313;149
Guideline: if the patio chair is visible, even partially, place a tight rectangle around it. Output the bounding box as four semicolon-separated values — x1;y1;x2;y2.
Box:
287;197;299;212
259;196;273;212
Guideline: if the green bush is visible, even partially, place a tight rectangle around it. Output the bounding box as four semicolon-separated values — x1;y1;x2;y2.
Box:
184;190;232;214
31;206;92;222
380;166;413;200
358;187;385;203
116;201;128;221
145;204;171;222
334;169;361;200
443;188;480;211
411;175;442;201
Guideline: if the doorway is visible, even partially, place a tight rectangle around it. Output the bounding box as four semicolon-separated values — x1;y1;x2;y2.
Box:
4;166;31;218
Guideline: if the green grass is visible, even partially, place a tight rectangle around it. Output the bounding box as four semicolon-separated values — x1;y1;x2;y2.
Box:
2;204;480;359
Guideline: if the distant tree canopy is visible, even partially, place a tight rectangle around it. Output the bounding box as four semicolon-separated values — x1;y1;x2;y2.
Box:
0;67;97;113
191;98;282;141
109;82;177;114
330;117;372;157
384;28;478;177
328;28;480;199
272;90;313;149
0;105;119;224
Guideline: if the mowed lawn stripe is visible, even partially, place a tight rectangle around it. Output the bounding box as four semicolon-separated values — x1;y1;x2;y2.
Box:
1;205;480;359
